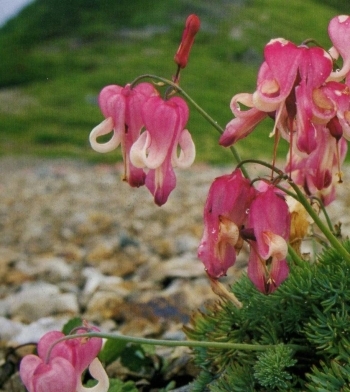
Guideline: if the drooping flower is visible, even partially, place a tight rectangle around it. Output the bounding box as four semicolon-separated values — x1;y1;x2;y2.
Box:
130;95;195;205
20;355;77;392
219;93;268;146
220;16;350;204
19;326;107;392
37;329;102;375
197;169;256;277
286;125;347;206
247;186;290;294
90;82;157;187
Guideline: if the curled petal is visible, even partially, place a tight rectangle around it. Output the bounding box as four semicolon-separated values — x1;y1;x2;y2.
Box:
77;358;109;392
262;231;288;260
220;93;268;147
130;131;152;168
328;15;350;81
220;108;267;146
89;117;121;153
172;129;196;168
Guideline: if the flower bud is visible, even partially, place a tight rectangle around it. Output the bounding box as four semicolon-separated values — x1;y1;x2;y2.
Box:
174;14;200;69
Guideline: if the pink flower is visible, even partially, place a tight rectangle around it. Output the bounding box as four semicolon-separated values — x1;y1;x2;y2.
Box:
197;169;256;277
90;82;157;187
130;95;195;205
219;93;268;146
247;186;290;294
19;327;107;392
286;125;347;206
20;355;77;392
37;329;102;375
220;17;350;204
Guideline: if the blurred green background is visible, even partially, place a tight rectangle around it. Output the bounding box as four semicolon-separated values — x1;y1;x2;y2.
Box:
0;0;347;164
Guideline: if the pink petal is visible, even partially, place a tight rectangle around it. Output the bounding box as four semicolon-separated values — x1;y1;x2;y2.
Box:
248;186;290;260
145;160;176;206
142;96;189;168
247;246;289;294
254;39;302;109
98;85;123;118
220;108;267;146
20;355;77;392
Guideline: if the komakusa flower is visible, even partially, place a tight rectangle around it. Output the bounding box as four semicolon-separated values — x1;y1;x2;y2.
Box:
20;355;77;392
130;95;195;206
220;16;350;204
19;327;107;392
197;168;256;278
90;82;157;187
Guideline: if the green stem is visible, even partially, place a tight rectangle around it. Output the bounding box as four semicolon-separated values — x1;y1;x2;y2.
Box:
310;196;335;234
288;181;350;263
287;244;305;267
130;74;249;177
51;332;309;355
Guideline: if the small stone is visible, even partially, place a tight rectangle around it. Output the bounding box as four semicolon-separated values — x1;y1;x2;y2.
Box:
12;317;68;345
84;291;124;320
7;282;79;322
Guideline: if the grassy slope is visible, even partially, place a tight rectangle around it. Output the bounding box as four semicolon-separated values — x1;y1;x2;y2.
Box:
0;0;342;164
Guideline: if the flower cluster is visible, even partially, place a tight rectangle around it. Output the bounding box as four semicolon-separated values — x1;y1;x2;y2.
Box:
89;15;200;206
19;326;107;392
198;168;290;294
220;15;350;205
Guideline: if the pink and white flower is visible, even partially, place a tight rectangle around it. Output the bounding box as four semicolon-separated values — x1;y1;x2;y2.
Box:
130;95;195;206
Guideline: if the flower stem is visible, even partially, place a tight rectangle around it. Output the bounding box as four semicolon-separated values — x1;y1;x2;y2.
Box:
288;180;350;263
65;332;309;354
287;243;305;267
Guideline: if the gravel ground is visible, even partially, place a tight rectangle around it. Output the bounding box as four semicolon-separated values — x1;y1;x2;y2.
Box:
1;156;349;390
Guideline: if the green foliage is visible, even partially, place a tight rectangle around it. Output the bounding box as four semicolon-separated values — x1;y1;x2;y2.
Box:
185;241;350;391
62;317;83;335
85;378;138;392
254;345;297;390
98;338;128;366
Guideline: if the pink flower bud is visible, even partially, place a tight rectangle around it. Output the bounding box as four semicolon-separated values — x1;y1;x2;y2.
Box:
174;14;200;69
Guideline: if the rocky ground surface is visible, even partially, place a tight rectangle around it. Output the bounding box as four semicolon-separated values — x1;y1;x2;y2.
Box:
1;157;349;391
